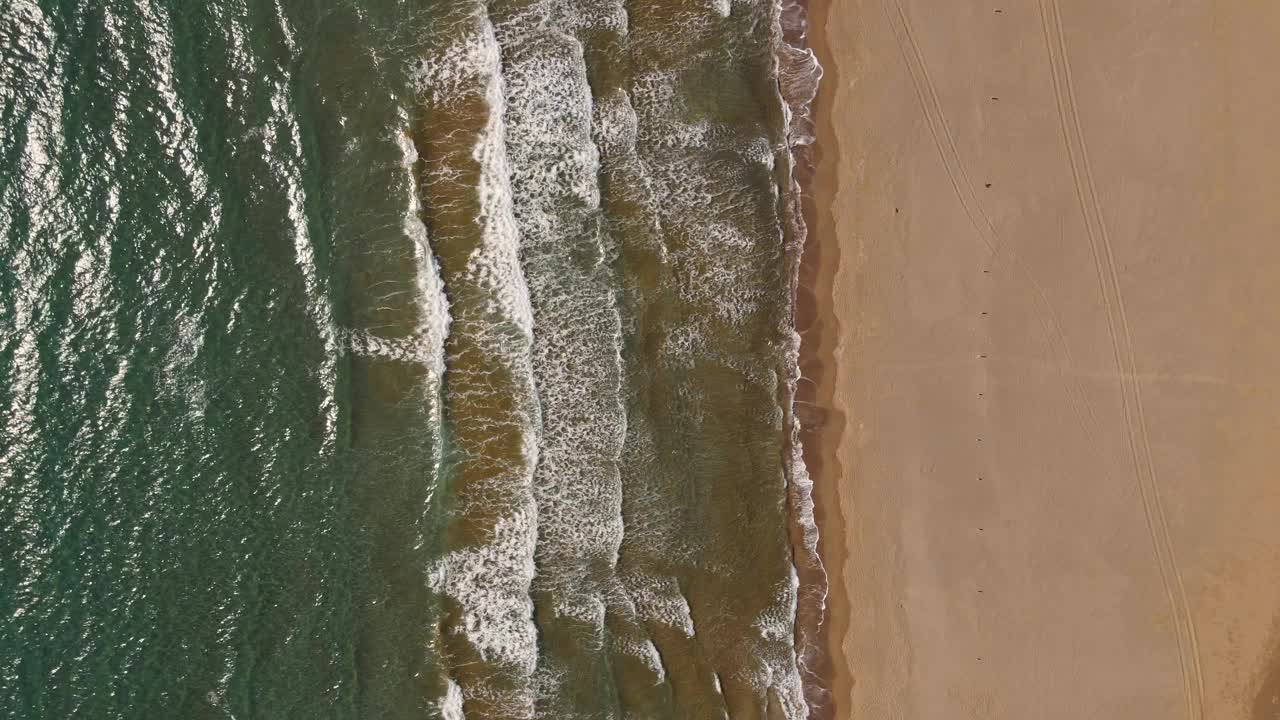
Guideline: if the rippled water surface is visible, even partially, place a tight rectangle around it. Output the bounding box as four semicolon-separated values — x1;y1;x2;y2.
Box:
0;0;819;717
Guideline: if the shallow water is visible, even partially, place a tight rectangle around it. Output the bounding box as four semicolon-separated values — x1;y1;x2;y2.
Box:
0;0;819;717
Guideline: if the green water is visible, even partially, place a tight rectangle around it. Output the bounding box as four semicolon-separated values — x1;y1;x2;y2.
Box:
0;0;821;717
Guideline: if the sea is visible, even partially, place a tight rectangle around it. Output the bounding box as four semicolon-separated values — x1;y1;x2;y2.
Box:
0;0;822;717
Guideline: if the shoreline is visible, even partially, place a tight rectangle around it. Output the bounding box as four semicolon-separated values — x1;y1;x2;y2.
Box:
790;2;1280;718
789;0;851;716
774;0;833;712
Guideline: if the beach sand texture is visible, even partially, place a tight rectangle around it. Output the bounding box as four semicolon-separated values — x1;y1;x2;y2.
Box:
809;1;1280;718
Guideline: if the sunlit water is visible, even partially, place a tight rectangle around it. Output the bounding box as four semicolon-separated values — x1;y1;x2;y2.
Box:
0;0;820;717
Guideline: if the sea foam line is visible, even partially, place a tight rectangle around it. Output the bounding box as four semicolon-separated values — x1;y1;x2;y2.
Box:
414;7;543;718
490;2;631;714
770;0;829;715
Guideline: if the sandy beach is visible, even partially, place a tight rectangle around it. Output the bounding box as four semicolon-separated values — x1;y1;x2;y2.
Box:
807;1;1280;718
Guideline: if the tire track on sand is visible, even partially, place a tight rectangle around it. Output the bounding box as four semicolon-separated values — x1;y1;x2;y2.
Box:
878;0;1104;442
1037;2;1206;717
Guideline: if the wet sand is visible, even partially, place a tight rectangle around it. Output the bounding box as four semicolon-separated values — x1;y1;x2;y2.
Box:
808;1;1280;718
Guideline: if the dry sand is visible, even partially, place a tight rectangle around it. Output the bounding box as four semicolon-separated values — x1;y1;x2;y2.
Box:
806;1;1280;718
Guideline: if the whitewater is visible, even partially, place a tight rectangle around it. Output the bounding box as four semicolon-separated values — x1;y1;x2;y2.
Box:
0;0;821;717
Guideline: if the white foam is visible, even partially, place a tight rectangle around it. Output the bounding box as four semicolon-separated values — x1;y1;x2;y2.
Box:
598;2;821;717
431;510;538;671
4;0;43;33
490;0;633;663
395;123;451;386
464;23;535;338
407;0;824;716
592;89;638;158
636;639;667;683
785;329;822;563
622;575;695;638
440;677;466;720
271;0;297;54
771;0;829;713
413;20;501;108
416;10;542;712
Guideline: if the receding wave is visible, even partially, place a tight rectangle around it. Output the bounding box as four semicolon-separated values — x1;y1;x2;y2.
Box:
773;0;830;716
